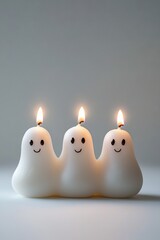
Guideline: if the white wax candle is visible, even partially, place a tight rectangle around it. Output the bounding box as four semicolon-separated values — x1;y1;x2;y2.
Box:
12;107;58;198
98;110;143;198
59;107;96;197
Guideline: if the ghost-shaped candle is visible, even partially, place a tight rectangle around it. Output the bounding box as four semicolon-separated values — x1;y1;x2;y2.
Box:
12;107;58;198
98;110;143;198
59;107;96;197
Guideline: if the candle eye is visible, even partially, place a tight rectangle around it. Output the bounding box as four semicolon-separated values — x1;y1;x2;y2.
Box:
121;139;126;145
40;140;44;145
71;137;75;144
30;140;34;146
81;137;85;144
111;139;115;145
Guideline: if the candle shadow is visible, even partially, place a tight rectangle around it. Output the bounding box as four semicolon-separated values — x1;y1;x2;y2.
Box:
93;194;160;202
132;194;160;201
12;193;160;202
41;194;160;202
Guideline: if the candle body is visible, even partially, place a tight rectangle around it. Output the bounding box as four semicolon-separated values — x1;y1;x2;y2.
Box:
59;125;96;197
12;126;58;197
98;129;143;198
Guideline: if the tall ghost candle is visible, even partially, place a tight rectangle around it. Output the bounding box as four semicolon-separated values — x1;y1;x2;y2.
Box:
12;107;58;198
59;107;96;197
98;110;143;198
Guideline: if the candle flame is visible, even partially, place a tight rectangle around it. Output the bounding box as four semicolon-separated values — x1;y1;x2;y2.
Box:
117;110;124;128
36;107;43;125
78;107;85;124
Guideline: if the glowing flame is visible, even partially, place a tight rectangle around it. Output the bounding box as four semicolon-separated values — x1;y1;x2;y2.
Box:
78;107;85;124
117;110;124;128
36;107;43;125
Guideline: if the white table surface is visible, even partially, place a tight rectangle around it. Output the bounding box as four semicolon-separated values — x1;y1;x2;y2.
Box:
0;166;160;240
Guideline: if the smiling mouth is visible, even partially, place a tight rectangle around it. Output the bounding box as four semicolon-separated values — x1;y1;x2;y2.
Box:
33;149;41;153
114;149;121;153
74;149;82;153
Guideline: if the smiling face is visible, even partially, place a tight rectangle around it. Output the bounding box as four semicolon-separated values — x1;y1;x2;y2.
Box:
20;126;54;160
70;136;86;153
111;138;126;153
101;129;135;159
61;124;95;161
29;139;44;153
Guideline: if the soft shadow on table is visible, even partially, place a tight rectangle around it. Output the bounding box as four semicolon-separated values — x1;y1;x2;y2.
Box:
8;192;160;203
132;194;160;201
29;194;160;202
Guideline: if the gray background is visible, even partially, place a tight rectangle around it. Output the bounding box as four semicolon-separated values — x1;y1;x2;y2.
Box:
0;0;160;167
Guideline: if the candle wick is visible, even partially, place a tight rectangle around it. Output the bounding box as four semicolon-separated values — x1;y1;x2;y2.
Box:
79;120;84;125
37;122;42;126
118;124;124;128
